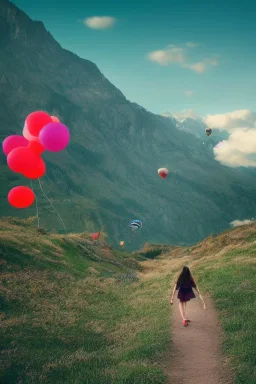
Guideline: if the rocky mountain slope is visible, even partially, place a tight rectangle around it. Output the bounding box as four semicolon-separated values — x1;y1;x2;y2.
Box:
0;0;256;249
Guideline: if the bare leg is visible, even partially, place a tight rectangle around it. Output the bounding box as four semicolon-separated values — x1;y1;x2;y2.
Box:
178;301;185;321
183;301;191;321
183;302;187;318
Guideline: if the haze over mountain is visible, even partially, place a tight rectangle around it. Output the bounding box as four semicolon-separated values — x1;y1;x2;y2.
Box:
0;0;256;249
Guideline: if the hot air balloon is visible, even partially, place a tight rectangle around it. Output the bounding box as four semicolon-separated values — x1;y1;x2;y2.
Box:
158;167;169;179
91;232;100;240
205;128;212;136
120;241;125;247
130;220;142;233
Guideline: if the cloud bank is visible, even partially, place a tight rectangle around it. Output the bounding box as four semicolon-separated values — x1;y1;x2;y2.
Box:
162;108;256;168
230;219;255;227
204;110;256;132
84;16;116;29
205;110;256;168
147;43;219;73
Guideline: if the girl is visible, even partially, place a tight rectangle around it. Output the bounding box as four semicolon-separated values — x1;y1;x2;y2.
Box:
170;266;203;326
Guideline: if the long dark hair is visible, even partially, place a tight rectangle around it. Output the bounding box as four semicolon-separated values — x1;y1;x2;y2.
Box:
176;266;192;287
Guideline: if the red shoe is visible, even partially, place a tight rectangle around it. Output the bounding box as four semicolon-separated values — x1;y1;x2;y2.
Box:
183;320;188;326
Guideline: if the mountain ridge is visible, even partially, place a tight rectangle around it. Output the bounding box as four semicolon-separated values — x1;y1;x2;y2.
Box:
1;0;256;250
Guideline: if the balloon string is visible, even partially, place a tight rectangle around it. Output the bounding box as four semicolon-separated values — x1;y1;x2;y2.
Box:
30;179;40;227
37;178;67;234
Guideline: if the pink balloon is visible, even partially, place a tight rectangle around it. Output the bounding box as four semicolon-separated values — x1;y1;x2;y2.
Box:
23;122;40;143
51;116;60;123
39;123;70;152
2;135;29;156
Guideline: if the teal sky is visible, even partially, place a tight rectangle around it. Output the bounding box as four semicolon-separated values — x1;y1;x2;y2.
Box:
12;0;256;117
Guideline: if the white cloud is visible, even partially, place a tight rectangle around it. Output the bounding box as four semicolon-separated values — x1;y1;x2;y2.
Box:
213;128;256;167
84;16;116;29
230;219;255;227
147;44;219;73
147;47;185;66
186;62;206;73
162;108;256;168
204;110;256;131
184;90;193;96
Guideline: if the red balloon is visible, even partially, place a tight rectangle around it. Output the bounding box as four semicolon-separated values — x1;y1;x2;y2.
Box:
91;232;100;240
26;111;52;137
7;147;42;175
29;140;45;155
2;135;29;156
159;172;168;179
8;186;35;208
23;157;46;179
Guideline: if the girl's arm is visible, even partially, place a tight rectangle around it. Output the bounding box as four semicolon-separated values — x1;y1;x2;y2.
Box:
170;283;177;304
193;278;206;309
192;277;200;294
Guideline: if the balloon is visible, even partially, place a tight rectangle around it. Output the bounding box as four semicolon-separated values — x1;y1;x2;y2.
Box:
2;135;29;156
22;157;46;179
8;186;35;208
23;123;40;143
26;111;52;137
158;167;169;179
39;122;70;152
7;147;42;175
120;241;125;247
91;232;100;240
29;140;45;155
130;220;142;232
205;128;212;136
51;116;60;123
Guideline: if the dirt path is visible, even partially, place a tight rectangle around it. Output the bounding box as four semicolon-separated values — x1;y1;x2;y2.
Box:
163;294;233;384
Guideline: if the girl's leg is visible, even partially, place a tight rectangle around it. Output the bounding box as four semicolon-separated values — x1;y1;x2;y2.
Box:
178;301;186;321
183;301;187;318
183;301;191;321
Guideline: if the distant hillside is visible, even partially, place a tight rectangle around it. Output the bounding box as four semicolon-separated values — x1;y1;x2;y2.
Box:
1;0;256;250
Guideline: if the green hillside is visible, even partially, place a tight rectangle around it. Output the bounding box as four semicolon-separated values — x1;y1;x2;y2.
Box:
1;217;255;383
0;217;170;384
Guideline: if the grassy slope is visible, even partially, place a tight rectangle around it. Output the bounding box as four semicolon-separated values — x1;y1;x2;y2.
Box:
0;217;170;384
138;222;256;384
1;218;255;384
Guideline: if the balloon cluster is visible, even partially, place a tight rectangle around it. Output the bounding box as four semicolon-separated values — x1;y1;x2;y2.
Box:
2;111;70;209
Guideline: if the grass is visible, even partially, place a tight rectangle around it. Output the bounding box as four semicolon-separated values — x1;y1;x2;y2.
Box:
141;222;256;384
196;248;256;384
0;217;170;384
1;217;255;383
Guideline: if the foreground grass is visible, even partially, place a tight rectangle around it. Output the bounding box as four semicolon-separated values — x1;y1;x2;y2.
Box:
0;217;171;384
142;223;256;384
197;248;256;384
1;217;255;383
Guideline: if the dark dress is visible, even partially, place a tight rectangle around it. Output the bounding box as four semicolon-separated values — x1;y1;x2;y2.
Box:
177;278;196;302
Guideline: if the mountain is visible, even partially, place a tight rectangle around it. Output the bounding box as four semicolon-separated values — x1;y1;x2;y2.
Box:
1;0;256;250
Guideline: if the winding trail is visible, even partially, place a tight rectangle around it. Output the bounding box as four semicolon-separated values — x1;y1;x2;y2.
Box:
163;294;233;384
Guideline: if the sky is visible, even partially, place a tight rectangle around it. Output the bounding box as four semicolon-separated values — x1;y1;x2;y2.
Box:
12;0;256;118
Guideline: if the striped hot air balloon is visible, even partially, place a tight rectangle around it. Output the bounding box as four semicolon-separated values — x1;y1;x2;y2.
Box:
130;220;142;232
